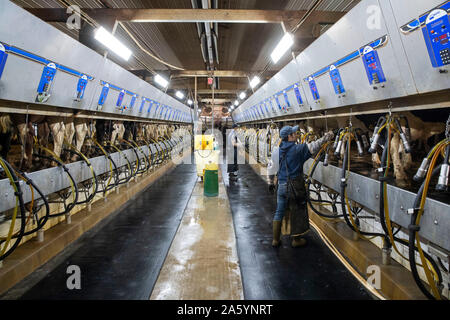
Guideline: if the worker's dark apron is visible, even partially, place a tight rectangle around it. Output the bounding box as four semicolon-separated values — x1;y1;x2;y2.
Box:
279;152;310;237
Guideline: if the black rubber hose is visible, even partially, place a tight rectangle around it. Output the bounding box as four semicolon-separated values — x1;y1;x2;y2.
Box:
105;145;133;185
12;169;50;237
32;153;79;218
63;148;99;205
340;140;384;237
409;165;443;300
306;153;344;219
378;136;394;247
0;158;27;261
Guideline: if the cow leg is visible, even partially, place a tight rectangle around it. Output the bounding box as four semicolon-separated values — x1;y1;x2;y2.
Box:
63;120;75;162
16;121;33;171
49;119;65;161
0;114;12;160
390;133;408;186
72;120;88;162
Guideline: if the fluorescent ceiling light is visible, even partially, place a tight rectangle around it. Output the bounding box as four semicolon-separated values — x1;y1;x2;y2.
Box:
234;100;239;106
270;33;294;63
94;27;132;61
249;76;261;89
239;91;246;100
155;74;169;88
175;91;184;99
187;99;193;105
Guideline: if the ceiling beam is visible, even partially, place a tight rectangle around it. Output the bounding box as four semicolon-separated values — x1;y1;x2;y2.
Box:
196;89;240;94
25;8;345;24
170;70;247;78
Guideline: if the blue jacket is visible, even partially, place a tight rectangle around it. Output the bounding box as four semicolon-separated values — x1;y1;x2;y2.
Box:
269;141;311;183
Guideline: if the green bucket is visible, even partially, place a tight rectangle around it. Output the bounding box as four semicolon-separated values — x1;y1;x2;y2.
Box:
204;169;219;197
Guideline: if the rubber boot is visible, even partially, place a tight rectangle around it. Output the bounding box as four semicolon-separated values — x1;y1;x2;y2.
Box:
272;221;282;247
291;236;307;248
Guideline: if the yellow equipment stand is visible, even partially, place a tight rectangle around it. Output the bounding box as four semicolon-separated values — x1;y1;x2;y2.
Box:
194;135;219;179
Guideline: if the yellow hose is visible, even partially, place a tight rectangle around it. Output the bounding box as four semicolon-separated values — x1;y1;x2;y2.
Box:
414;141;449;299
34;137;76;205
0;158;19;256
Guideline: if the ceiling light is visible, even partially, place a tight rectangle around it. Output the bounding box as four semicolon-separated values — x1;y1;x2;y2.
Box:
249;76;261;89
187;99;193;105
239;91;246;100
234;100;239;106
175;91;184;99
94;27;132;61
154;74;169;88
270;32;294;63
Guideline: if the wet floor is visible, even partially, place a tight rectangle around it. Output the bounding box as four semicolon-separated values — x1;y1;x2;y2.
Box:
223;164;373;300
150;169;243;300
2;161;373;300
2;164;198;300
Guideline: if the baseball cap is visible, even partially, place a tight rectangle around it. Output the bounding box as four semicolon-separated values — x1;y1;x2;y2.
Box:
280;125;299;139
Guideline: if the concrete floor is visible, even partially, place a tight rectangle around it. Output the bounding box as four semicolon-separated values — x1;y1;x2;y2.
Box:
1;161;372;300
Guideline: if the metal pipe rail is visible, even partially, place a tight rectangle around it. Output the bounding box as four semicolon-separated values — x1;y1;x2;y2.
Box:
0;136;192;213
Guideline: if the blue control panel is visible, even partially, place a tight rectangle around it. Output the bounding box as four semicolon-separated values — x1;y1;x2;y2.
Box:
361;46;386;85
422;9;450;67
283;90;291;109
263;102;269;114
275;96;282;110
139;98;146;113
76;75;88;100
128;94;137;111
308;77;320;101
116;90;125;109
329;65;346;95
0;43;8;80
268;99;275;113
147;101;154;114
294;84;303;105
36;62;57;102
98;83;109;109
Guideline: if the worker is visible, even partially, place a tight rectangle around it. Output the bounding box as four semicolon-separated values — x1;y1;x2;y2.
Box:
227;123;240;179
268;125;334;247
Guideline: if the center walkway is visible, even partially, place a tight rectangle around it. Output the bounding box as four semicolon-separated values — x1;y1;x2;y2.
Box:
1;160;373;300
150;168;243;300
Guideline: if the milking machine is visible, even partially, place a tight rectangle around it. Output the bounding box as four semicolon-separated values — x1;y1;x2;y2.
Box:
88;137;120;195
105;142;134;186
63;140;99;206
367;112;444;300
32;137;79;223
334;124;385;239
407;116;450;300
0;157;26;262
305;139;345;220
